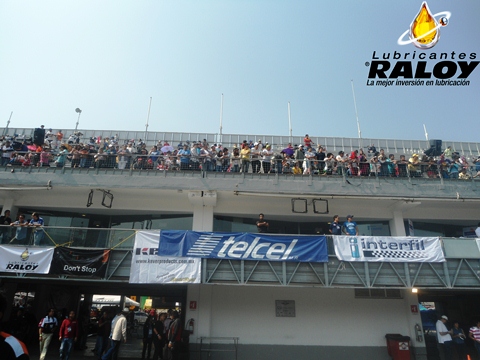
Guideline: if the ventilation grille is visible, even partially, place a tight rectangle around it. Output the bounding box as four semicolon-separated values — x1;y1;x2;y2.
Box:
355;288;402;299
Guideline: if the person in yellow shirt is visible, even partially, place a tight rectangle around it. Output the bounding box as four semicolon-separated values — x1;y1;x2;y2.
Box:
292;162;302;175
240;144;251;173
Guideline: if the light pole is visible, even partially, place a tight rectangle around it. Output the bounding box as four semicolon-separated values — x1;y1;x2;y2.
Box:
75;108;82;132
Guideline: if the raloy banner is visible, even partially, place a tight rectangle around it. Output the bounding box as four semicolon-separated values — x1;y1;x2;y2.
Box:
158;231;328;263
0;245;54;273
49;247;110;278
333;236;445;262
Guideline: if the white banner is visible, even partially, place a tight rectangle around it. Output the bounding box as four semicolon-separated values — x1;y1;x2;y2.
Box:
333;236;445;262
129;230;201;284
0;245;54;273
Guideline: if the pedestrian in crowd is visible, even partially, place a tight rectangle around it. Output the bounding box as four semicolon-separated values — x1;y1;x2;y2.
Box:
436;315;453;360
475;222;480;238
102;308;127;360
0;209;12;243
329;215;342;235
469;321;480;357
59;310;78;360
95;311;111;359
0;294;30;360
39;308;58;360
166;311;183;360
342;215;359;236
451;321;466;360
28;212;45;246
142;313;155;360
9;214;29;244
153;312;167;360
256;213;269;233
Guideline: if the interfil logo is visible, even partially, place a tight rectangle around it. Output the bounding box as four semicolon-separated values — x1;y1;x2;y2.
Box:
135;247;158;256
186;234;223;257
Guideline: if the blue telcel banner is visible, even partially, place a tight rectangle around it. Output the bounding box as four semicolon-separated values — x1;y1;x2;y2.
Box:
158;231;328;263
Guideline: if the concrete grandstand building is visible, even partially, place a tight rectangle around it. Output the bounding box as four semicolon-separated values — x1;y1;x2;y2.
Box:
1;127;480;360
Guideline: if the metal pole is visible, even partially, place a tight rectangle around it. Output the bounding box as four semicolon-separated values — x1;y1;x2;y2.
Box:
288;102;292;144
351;80;362;146
4;111;13;135
74;108;82;132
144;97;152;143
219;93;223;143
423;124;429;141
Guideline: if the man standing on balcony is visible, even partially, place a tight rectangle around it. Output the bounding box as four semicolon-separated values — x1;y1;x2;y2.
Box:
256;214;269;233
0;209;12;243
329;215;342;235
343;215;359;236
475;223;480;238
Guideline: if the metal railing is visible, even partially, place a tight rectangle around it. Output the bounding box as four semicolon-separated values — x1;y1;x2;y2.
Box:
0;225;136;249
1;149;479;180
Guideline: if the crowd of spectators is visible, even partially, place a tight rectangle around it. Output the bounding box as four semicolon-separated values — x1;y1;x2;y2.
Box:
1;131;480;179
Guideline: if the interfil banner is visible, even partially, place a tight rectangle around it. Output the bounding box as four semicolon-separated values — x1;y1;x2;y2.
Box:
130;231;201;284
0;245;54;273
158;231;328;263
333;236;445;263
49;247;111;278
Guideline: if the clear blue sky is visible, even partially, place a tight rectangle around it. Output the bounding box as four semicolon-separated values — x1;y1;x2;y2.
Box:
1;0;479;142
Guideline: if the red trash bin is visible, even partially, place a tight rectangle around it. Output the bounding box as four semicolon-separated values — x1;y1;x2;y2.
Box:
385;333;411;360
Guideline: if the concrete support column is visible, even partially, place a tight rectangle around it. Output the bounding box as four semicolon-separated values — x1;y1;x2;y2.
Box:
188;191;216;232
192;205;214;232
1;197;19;218
186;284;212;341
403;290;427;360
389;210;407;236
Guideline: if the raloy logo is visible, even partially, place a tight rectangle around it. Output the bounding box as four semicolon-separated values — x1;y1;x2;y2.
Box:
397;1;450;49
365;2;478;87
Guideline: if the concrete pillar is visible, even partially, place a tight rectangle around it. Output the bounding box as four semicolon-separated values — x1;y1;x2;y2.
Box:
1;197;19;218
192;205;214;231
403;290;427;360
186;284;213;341
389;210;406;236
188;191;216;231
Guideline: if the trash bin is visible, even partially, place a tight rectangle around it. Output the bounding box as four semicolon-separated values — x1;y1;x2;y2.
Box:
385;333;411;360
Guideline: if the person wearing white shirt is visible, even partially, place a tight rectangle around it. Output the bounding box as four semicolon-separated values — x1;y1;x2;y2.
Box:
475;222;480;238
436;315;453;360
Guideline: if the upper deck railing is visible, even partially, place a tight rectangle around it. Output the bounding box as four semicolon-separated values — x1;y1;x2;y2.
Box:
2;127;480;158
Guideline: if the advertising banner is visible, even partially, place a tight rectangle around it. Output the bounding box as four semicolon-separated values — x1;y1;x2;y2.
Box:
49;247;110;278
333;236;445;262
0;245;54;273
130;231;201;284
158;231;328;263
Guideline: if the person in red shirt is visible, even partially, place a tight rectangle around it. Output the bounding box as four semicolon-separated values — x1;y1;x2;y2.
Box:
303;134;313;148
59;311;78;360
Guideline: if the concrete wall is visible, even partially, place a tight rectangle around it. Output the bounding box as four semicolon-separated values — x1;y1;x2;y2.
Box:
186;285;426;360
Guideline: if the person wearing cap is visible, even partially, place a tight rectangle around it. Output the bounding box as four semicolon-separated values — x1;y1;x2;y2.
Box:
294;145;305;168
250;143;261;173
342;215;359;236
59;311;78;360
261;145;273;173
102;308;127;360
469;320;480;356
436;315;453;360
